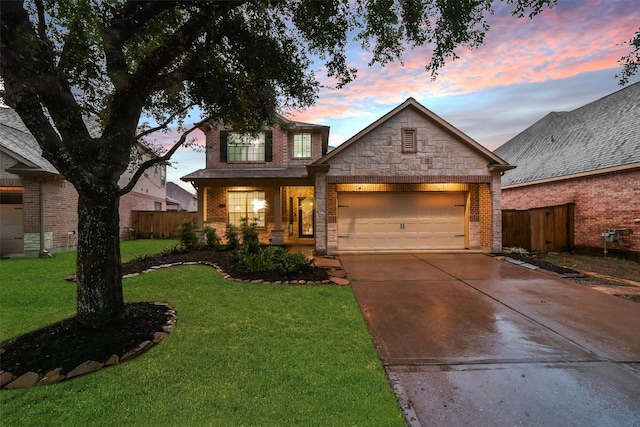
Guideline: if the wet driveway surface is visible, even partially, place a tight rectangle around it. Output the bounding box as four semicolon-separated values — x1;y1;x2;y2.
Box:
340;254;640;426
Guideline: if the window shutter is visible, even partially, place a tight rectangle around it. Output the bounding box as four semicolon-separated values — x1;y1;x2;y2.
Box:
265;130;273;162
220;131;228;162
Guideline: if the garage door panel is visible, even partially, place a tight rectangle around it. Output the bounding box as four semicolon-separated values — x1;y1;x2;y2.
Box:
338;192;466;251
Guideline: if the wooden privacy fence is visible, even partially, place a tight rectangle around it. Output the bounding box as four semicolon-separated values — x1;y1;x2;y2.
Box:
130;211;198;239
502;203;575;252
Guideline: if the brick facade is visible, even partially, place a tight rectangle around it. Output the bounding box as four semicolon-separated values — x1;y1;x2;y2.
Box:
204;125;324;170
200;182;315;244
501;169;640;254
1;161;166;256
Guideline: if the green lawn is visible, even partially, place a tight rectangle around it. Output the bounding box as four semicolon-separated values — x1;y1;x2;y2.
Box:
0;240;403;426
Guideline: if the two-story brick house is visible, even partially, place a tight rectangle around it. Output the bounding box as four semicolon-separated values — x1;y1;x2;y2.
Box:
182;115;330;247
183;98;513;254
0;106;167;257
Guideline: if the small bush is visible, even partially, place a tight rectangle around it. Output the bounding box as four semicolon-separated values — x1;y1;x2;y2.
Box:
231;245;313;276
225;224;240;250
203;225;221;249
275;251;313;276
161;243;189;255
177;220;198;249
240;218;260;254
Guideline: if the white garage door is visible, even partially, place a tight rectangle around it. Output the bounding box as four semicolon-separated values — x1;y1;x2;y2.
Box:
337;192;466;250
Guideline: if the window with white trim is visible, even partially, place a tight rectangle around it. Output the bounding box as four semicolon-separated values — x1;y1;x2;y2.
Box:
402;128;417;153
228;190;266;227
293;133;312;158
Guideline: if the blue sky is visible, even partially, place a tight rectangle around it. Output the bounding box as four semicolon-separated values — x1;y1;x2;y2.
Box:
163;0;640;193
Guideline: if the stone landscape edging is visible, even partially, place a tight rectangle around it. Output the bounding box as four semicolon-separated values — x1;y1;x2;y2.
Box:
0;302;177;390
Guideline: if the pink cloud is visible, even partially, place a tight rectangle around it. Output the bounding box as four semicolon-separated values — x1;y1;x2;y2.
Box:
289;0;639;124
145;128;206;153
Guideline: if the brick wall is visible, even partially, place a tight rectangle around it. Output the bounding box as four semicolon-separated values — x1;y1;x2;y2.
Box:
204;124;325;169
119;191;166;238
204;184;276;243
22;178;78;254
502;169;640;253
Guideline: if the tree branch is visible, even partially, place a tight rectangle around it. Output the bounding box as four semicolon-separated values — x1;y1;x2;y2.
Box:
0;1;93;185
119;124;199;195
135;105;194;140
616;27;640;86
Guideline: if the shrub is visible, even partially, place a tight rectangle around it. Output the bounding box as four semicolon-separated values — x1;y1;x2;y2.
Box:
240;217;260;254
505;247;529;255
225;224;240;250
203;225;221;249
177;220;198;249
275;251;313;276
161;243;189;255
230;245;313;276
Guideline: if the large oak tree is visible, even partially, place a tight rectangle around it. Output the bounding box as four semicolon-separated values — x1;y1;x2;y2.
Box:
0;0;558;328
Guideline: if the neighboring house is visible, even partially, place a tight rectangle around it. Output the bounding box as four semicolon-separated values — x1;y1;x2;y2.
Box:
182;98;513;254
0;107;166;257
166;182;198;212
494;82;640;256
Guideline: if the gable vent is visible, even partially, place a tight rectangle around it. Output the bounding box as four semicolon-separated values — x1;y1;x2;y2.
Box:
402;128;417;153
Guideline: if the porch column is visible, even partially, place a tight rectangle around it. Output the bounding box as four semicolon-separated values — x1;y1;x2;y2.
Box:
196;186;206;226
314;170;328;255
271;184;284;245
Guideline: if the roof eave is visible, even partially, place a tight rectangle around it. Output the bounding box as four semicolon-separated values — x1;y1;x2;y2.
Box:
502;162;640;189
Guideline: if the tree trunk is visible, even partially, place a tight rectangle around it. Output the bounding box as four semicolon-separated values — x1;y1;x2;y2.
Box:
76;189;125;328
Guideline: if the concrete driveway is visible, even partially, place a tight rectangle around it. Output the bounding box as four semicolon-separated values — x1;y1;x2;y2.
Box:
339;253;640;426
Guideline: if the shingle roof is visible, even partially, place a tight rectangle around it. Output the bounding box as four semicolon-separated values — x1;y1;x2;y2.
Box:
494;82;640;186
182;166;310;180
0;107;59;174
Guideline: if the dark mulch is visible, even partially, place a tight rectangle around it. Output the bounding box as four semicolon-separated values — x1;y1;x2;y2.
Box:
1;249;330;384
121;248;330;283
504;253;585;277
1;302;173;378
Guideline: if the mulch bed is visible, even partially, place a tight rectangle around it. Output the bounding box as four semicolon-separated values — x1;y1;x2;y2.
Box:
122;248;330;283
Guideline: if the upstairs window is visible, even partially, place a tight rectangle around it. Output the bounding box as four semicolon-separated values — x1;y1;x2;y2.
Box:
402;128;417;153
293;133;312;158
220;131;273;163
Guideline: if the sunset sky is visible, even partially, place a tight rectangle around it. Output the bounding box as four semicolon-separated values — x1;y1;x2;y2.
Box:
165;0;640;193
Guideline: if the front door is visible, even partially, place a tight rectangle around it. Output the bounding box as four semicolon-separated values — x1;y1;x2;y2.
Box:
298;197;315;237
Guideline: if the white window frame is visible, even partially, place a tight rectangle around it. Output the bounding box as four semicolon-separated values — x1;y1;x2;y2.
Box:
293;133;312;158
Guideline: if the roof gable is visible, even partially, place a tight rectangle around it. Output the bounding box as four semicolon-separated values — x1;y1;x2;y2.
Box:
495;82;640;186
315;97;509;166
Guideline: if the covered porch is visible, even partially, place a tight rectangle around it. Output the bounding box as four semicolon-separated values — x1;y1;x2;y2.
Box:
183;168;317;249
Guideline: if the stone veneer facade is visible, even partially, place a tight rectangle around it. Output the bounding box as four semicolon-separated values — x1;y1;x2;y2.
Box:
313;105;504;254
